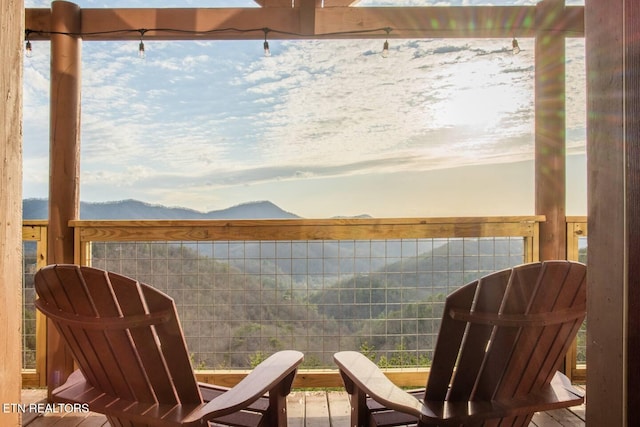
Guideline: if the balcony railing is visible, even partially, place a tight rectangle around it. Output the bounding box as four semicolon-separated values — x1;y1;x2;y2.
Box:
21;221;48;387
22;216;591;387
566;216;588;383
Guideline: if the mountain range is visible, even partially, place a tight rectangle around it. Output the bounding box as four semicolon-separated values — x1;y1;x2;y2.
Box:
22;199;302;220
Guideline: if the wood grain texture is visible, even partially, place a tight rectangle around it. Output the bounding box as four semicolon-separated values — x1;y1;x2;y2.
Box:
46;1;82;395
535;0;567;262
585;0;627;424
624;2;640;425
70;217;543;242
0;0;23;425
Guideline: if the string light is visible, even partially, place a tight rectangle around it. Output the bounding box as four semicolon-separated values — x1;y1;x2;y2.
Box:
25;30;33;58
22;24;535;62
512;37;521;54
138;29;147;59
382;27;391;58
263;28;271;57
24;25;400;59
23;26;394;43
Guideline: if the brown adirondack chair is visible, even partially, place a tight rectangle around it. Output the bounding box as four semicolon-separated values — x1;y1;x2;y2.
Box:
334;260;586;427
35;264;303;427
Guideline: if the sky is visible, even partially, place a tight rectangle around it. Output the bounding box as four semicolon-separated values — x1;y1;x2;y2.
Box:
23;0;586;218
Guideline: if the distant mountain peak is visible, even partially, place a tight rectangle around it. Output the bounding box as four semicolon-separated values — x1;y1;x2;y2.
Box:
22;198;300;220
205;200;299;219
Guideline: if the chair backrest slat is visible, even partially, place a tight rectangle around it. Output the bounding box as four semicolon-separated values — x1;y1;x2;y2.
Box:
39;266;140;401
471;263;544;401
35;265;202;406
101;270;182;404
446;269;512;401
140;283;202;403
423;282;477;401
494;262;586;399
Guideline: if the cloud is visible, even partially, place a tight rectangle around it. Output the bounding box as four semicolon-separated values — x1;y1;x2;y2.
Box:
63;38;544;194
23;0;586;216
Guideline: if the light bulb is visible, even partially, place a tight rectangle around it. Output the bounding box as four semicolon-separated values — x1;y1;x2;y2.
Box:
138;41;145;59
382;40;389;58
263;40;271;57
25;40;33;58
512;38;520;55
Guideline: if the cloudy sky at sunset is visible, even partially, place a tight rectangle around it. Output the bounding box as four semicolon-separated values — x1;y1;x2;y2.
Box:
23;0;586;218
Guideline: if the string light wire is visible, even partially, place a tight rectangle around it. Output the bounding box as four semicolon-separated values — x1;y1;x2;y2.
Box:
23;26;395;41
23;26;394;57
24;25;561;58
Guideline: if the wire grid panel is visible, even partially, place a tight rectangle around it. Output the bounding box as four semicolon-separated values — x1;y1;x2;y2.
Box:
22;241;38;370
89;237;526;369
576;235;587;365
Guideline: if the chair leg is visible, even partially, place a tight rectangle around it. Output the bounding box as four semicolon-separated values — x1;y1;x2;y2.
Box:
265;371;297;427
264;383;286;427
350;387;370;427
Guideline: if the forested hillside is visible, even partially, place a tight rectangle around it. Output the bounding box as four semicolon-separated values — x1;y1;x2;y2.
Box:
83;237;519;368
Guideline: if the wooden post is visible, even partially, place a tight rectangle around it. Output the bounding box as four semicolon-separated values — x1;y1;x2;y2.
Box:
0;0;24;424
535;0;567;261
627;4;640;418
299;0;318;36
47;0;81;395
586;0;640;424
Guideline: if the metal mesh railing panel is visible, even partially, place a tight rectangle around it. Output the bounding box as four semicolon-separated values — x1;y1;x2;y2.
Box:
22;241;38;370
89;236;526;369
576;235;587;365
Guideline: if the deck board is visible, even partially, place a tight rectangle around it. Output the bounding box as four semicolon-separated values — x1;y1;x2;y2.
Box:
327;391;351;426
286;391;306;427
22;388;585;427
303;391;330;427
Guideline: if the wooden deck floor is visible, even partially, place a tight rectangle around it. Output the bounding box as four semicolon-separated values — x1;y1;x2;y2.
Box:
21;388;585;427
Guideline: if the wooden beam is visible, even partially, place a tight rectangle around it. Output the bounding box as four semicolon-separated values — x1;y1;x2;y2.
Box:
535;0;566;261
586;0;639;424
254;0;292;7
626;1;640;423
25;5;584;41
0;0;23;424
299;0;318;36
255;0;358;7
626;21;640;427
315;5;583;38
46;0;80;396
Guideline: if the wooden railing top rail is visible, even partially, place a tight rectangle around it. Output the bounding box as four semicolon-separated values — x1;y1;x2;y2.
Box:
566;216;587;223
70;216;545;242
23;220;49;226
70;216;545;227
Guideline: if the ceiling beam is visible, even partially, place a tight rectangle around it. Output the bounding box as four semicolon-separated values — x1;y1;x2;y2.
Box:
25;5;584;41
253;0;361;7
299;0;317;36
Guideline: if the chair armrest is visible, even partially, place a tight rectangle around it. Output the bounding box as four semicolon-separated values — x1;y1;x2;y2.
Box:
334;352;584;425
333;351;434;419
183;350;303;424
